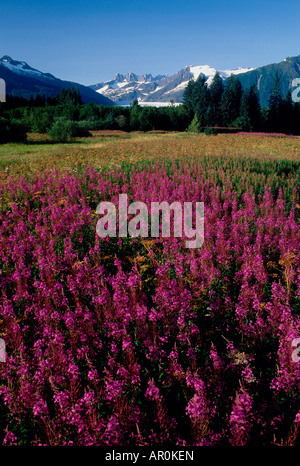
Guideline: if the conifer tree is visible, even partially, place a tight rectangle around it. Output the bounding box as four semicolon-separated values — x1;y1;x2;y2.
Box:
239;84;261;131
239;89;251;130
221;75;242;126
187;113;201;133
267;71;283;132
248;84;261;130
281;91;295;134
183;79;196;113
208;72;224;126
193;75;209;126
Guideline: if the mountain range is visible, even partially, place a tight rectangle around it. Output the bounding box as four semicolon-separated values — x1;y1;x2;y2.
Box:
235;56;300;106
0;55;113;106
90;65;255;106
1;54;300;108
90;56;300;107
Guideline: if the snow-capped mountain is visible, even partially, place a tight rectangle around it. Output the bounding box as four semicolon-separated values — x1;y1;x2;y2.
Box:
0;55;114;106
0;55;57;80
90;64;255;106
3;53;300;108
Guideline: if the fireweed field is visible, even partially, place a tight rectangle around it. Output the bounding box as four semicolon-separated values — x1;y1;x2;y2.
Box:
0;132;300;446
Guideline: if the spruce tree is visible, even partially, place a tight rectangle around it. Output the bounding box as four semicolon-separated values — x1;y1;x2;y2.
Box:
193;75;209;127
281;91;294;134
239;84;261;131
183;79;196;114
248;84;261;130
267;71;283;132
209;72;224;126
221;75;242;127
239;89;251;130
187;114;201;133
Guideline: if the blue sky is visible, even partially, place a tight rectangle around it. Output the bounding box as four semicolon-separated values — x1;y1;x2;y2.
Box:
1;0;300;85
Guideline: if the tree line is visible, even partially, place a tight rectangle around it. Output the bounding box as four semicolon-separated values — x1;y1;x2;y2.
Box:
0;72;300;143
0;88;191;142
183;70;300;134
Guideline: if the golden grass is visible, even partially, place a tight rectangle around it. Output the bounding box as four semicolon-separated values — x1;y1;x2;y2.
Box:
0;131;300;179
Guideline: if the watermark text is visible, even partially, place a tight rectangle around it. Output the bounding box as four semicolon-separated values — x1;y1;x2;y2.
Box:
0;79;6;103
96;194;204;249
0;338;6;362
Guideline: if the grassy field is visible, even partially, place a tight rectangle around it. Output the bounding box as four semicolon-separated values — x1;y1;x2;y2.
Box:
1;130;300;178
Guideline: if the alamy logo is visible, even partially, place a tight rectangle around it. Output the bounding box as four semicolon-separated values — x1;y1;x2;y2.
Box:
0;79;6;103
0;338;6;362
96;194;204;249
292;337;300;363
292;78;300;103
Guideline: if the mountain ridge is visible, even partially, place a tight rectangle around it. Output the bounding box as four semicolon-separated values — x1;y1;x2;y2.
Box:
1;54;300;109
90;56;300;107
90;64;255;106
0;55;114;106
